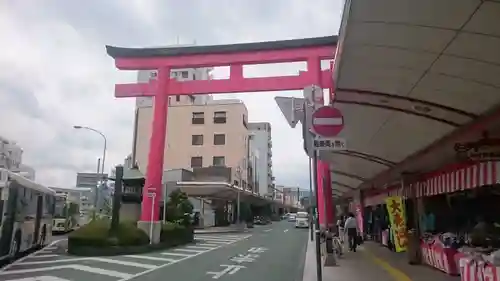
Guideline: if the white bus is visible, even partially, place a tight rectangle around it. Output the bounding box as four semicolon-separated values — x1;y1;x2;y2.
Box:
0;168;56;261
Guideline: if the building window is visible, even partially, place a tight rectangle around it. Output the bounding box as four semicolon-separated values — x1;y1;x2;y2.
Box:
176;95;180;102
192;112;204;124
192;135;203;146
213;134;226;145
213;156;225;166
190;157;203;168
181;71;189;78
214;111;227;124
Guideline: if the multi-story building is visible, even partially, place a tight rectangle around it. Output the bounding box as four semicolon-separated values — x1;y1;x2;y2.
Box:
0;136;36;180
18;163;36;181
75;172;110;212
133;69;256;190
282;186;302;207
0;136;23;170
248;122;274;196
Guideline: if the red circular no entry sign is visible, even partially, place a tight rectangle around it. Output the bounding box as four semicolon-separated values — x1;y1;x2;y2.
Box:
311;106;344;137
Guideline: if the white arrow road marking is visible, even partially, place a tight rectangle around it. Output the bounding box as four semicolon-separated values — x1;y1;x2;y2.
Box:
0;265;132;279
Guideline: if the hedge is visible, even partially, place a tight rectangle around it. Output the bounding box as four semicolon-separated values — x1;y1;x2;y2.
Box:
67;219;194;256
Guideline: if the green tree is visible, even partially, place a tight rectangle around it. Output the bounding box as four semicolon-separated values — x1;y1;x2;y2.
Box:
165;190;194;226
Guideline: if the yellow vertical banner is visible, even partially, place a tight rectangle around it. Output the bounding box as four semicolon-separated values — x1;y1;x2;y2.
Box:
385;196;408;252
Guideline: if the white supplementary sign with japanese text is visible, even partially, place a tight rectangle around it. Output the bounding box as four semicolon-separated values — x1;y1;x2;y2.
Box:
313;137;347;151
206;247;268;279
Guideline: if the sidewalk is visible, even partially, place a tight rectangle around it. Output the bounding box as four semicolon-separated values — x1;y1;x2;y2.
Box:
302;239;396;281
302;240;459;281
363;242;458;281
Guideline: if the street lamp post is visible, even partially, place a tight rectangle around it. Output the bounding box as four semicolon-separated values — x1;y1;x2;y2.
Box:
73;125;107;216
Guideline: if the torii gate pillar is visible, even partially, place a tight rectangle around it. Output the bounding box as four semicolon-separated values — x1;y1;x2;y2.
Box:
137;67;170;243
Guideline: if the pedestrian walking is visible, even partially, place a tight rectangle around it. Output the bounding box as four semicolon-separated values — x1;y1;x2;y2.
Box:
344;212;359;252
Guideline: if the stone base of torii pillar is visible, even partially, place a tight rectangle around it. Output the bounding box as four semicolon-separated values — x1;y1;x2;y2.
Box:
137;221;162;244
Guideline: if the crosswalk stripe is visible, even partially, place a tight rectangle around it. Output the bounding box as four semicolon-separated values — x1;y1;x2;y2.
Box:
174;248;204;253
89;257;157;269
161;252;192;257
0;265;132;278
196;243;220;247
124;255;177;262
186;246;215;250
196;238;235;243
11;258;87;265
29;254;59;258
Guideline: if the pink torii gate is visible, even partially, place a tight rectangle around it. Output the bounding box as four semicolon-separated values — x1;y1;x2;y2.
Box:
106;36;337;227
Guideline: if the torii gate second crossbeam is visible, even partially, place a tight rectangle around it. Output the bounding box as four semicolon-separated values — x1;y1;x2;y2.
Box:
106;36;336;240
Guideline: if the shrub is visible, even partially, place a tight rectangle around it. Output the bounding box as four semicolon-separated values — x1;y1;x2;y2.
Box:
165;190;194;226
68;218;149;248
160;222;194;247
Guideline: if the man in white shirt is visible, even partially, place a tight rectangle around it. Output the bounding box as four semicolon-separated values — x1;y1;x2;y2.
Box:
344;212;359;252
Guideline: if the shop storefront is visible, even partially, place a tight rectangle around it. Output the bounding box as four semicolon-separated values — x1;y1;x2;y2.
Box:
363;160;500;280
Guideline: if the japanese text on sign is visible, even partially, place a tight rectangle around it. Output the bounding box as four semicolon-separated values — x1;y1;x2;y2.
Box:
206;247;268;279
385;196;407;253
313;138;347;151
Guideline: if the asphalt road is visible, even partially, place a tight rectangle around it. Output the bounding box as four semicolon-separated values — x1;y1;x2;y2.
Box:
0;221;309;281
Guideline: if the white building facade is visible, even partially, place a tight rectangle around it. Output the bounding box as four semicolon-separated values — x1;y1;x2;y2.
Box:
248;122;273;197
0;136;36;180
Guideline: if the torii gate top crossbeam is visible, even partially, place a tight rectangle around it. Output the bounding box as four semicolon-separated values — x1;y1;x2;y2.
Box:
106;36;337;70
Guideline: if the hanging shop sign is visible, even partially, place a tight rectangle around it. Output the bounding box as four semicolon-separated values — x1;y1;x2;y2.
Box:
454;133;500;161
385;196;408;253
313;137;347;151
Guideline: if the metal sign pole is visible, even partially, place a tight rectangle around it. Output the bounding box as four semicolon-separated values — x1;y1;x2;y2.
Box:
308;157;314;241
312;149;323;281
149;192;156;244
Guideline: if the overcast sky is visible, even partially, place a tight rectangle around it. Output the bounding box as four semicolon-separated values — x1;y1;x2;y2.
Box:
0;1;342;189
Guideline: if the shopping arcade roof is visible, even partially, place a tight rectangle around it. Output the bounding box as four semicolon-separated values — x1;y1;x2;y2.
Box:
324;0;500;198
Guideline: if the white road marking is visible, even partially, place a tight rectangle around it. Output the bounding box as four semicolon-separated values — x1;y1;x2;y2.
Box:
0;265;132;278
2;234;253;280
0;239;67;272
174;248;204;253
263;229;272;232
13;258;88;265
125;255;177;262
186;246;215;250
5;276;71;281
284;229;289;233
29;254;59;258
196;238;236;243
42;247;58;251
160;252;192;257
121;234;252;281
197;243;219;247
89;257;157;269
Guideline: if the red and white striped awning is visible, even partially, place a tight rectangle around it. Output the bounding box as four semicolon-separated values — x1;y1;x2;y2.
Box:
363;161;500;206
417;161;500;197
